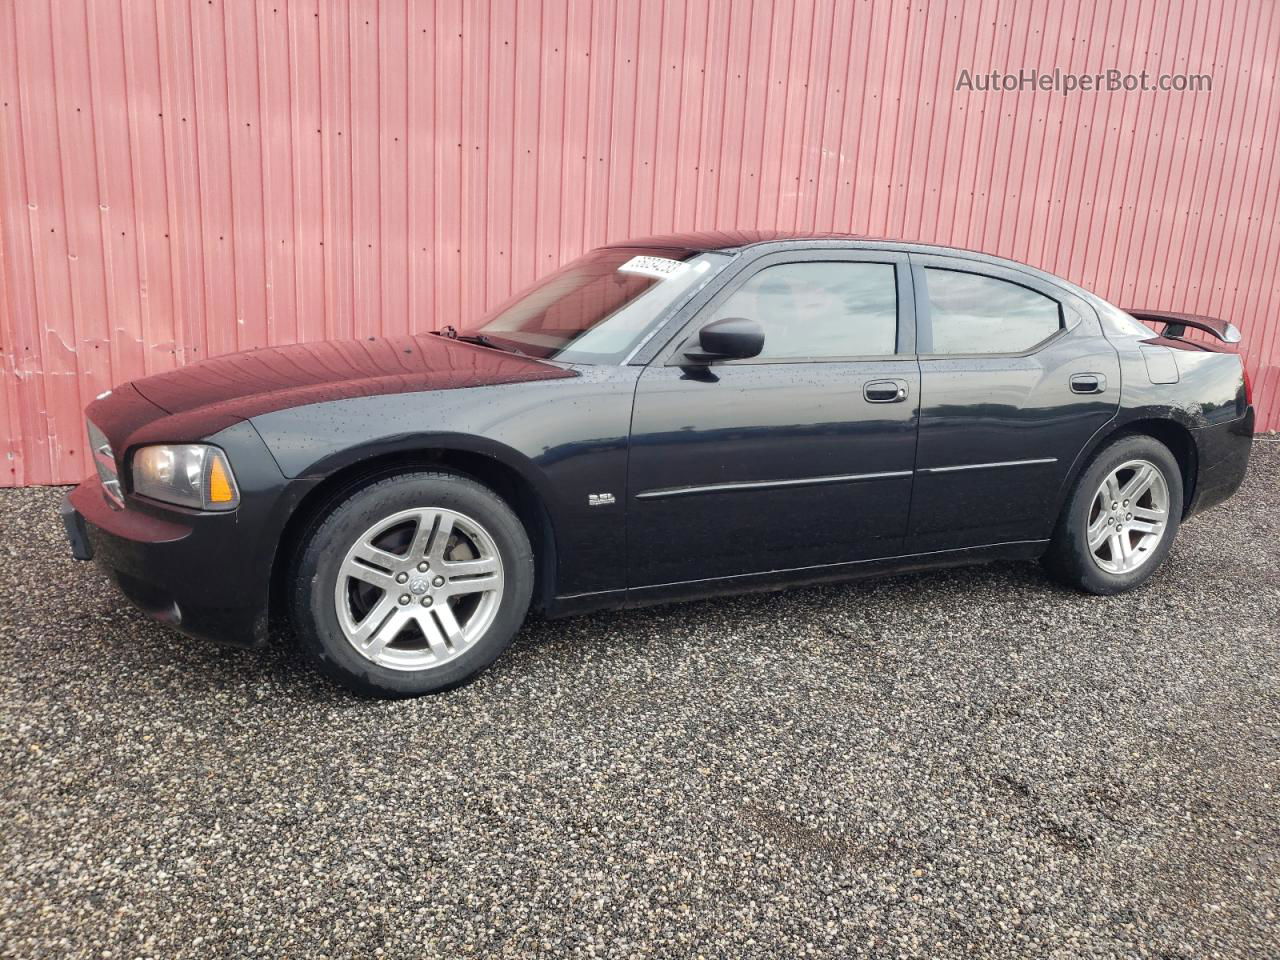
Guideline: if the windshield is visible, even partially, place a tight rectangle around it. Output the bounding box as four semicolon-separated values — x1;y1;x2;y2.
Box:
467;247;728;363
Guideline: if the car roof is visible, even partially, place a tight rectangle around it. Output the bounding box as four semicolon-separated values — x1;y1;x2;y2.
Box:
605;230;1100;302
606;229;1024;261
603;229;866;253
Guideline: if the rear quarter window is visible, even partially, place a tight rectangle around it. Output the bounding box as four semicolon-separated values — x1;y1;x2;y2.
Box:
924;268;1062;355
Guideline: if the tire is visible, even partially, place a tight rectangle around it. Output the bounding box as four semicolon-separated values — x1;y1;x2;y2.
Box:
1043;434;1184;595
290;470;533;697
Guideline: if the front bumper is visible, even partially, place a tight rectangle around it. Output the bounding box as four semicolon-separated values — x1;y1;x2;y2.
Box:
60;494;93;560
63;475;271;648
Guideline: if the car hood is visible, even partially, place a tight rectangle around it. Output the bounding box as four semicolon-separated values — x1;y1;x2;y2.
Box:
89;334;576;445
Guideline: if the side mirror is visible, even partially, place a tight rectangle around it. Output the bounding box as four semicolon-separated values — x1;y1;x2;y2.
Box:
683;317;765;363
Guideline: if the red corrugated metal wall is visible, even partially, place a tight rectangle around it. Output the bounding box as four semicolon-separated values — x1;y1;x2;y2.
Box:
1;0;1277;486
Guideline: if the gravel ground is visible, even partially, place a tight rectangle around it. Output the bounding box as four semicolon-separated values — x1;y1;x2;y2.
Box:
2;441;1278;959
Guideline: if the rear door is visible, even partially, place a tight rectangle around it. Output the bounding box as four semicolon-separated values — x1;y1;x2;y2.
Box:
626;249;920;588
907;254;1120;552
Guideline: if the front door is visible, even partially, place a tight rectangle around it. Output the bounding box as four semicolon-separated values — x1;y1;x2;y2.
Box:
626;250;920;588
906;254;1121;552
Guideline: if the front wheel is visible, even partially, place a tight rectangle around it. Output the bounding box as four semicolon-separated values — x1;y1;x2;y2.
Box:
290;471;534;697
1043;434;1184;595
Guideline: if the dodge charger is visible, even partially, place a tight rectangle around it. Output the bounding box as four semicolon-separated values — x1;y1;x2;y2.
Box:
62;232;1255;696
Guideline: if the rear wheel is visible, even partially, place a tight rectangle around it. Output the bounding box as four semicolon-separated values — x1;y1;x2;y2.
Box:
1043;434;1183;595
291;471;533;697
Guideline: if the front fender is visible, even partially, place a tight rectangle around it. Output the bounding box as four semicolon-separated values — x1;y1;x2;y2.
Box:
247;373;639;598
287;429;561;509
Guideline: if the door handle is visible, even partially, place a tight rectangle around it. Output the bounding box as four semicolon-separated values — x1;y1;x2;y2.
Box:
864;379;908;403
1069;373;1107;394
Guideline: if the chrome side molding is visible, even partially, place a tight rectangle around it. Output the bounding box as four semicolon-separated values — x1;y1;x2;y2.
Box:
918;457;1058;474
637;470;913;500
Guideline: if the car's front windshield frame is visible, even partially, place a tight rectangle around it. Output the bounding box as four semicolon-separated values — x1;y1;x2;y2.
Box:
467;248;730;365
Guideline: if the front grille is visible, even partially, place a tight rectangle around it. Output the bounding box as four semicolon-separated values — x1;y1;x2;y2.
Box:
86;420;124;509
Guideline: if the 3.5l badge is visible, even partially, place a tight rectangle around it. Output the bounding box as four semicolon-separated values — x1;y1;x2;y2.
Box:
587;492;616;507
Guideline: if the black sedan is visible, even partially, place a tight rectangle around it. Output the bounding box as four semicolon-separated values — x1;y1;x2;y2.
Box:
63;232;1254;696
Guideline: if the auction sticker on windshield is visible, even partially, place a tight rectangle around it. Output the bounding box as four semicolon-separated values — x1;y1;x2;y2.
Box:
618;256;690;280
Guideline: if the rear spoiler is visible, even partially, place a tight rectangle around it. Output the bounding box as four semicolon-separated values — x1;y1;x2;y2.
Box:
1124;308;1242;344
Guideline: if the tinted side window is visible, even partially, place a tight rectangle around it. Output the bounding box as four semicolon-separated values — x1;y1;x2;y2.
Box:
924;269;1061;354
710;261;898;359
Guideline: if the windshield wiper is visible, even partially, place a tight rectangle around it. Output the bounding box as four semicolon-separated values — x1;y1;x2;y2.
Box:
458;333;530;357
432;326;532;358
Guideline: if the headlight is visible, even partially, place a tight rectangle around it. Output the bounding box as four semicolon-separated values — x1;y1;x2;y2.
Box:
86;421;124;509
131;444;240;511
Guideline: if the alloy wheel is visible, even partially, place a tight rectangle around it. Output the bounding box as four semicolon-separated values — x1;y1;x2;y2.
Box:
334;507;504;671
1086;459;1170;575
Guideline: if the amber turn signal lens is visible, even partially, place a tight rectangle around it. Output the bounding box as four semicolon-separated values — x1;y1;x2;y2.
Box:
207;453;235;504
